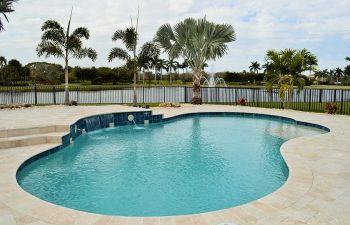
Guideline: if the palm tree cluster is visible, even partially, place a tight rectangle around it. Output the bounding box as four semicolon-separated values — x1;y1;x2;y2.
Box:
264;48;318;109
0;0;17;31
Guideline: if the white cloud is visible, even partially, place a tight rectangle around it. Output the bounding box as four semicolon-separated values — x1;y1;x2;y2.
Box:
0;0;349;71
168;0;193;14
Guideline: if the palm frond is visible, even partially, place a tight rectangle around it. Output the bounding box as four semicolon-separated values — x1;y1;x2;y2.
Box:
41;20;64;31
0;0;18;31
139;42;160;60
71;47;97;61
71;27;90;39
41;29;65;45
112;27;137;52
108;47;130;62
36;41;64;58
154;23;180;58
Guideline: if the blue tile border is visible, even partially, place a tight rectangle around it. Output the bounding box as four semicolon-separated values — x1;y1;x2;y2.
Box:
16;111;330;175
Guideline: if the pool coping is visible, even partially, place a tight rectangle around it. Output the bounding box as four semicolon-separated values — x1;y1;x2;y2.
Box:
0;105;348;225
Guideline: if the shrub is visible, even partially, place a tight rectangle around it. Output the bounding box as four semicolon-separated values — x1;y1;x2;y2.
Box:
237;98;246;106
191;97;202;105
69;101;78;106
326;102;337;114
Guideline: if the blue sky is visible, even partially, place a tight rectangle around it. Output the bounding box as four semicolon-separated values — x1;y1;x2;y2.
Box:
0;0;349;72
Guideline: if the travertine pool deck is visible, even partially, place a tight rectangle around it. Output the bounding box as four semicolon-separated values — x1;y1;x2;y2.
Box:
0;104;349;225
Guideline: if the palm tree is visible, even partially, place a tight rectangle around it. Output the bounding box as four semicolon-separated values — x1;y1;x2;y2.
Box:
0;56;6;80
334;68;343;84
265;48;314;109
165;59;179;84
37;11;97;105
154;17;236;104
300;48;318;75
179;60;189;74
154;58;167;83
0;0;17;31
138;41;160;83
346;57;350;62
249;61;261;74
108;25;139;105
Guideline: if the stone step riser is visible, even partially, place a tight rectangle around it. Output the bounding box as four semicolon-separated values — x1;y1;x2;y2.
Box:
0;136;62;150
0;125;69;139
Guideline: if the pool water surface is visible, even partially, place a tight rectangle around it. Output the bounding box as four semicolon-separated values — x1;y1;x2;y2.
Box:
17;116;326;216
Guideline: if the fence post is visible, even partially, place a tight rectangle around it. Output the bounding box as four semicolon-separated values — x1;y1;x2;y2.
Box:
308;89;312;111
184;87;187;103
53;86;56;105
253;88;256;106
76;86;79;104
34;85;38;105
163;87;166;103
216;88;219;103
235;88;238;105
333;89;337;103
340;89;344;114
143;87;145;103
10;86;14;104
99;88;102;104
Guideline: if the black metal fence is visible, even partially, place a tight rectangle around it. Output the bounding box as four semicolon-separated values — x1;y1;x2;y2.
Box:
1;86;350;115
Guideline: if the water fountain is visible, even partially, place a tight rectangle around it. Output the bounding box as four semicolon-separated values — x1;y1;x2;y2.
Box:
202;73;227;87
128;115;145;130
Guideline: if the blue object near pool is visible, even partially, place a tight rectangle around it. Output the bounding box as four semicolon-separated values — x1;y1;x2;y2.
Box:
17;113;327;217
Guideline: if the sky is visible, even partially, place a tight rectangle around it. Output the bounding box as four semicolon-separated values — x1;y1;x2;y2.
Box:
0;0;350;72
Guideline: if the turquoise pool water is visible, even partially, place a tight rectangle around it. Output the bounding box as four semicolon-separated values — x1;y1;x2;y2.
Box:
17;116;326;216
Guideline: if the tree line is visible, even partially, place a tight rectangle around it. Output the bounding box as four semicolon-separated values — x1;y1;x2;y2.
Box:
1;1;349;107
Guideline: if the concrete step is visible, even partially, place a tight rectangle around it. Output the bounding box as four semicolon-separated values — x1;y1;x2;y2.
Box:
0;132;68;150
0;125;69;139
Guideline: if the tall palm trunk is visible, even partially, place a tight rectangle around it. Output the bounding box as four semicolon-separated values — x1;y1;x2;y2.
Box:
64;10;72;106
160;69;163;83
64;58;69;105
64;51;70;105
191;70;202;104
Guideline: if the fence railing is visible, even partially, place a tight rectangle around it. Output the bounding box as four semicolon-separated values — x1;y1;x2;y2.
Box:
0;86;349;115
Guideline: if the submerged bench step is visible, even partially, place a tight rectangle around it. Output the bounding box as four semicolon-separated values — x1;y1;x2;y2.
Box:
0;132;68;149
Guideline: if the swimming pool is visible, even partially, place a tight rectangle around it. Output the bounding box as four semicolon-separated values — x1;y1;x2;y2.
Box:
17;114;327;217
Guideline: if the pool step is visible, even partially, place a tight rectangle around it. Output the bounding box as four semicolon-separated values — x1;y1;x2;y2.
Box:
0;132;68;150
0;125;69;139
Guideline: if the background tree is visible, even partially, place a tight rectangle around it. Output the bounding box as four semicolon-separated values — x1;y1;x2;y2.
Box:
108;26;138;105
179;60;189;74
7;59;21;80
249;61;261;74
300;48;318;75
334;68;343;84
154;18;236;104
138;41;160;83
344;57;350;77
0;56;6;80
165;59;179;84
265;48;316;109
154;58;167;83
0;0;17;31
36;11;97;105
27;62;63;84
